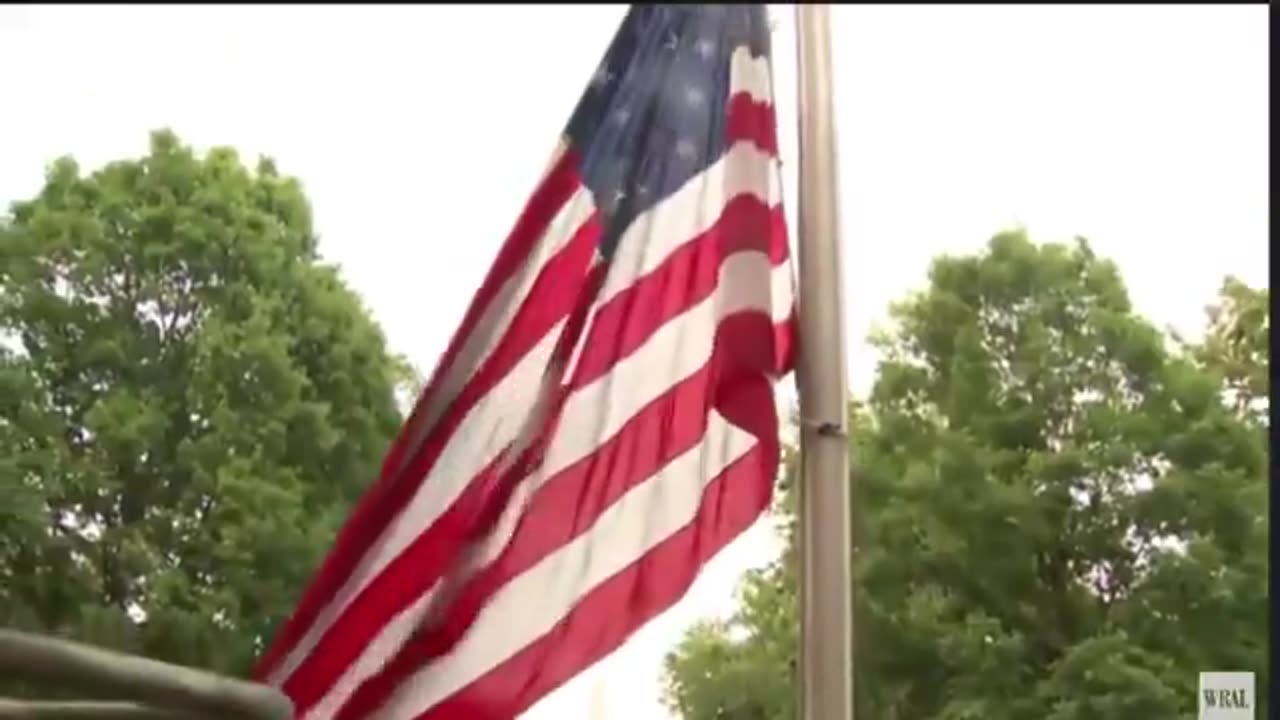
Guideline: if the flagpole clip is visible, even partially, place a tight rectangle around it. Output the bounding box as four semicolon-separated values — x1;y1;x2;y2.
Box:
800;417;846;439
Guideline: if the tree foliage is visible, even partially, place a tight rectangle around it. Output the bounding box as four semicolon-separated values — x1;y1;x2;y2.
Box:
0;131;404;678
663;232;1268;719
1190;276;1269;427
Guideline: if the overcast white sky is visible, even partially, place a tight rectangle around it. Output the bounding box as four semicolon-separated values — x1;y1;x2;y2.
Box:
0;4;1268;719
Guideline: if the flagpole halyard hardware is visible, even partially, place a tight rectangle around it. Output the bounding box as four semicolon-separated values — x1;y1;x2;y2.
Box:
0;629;293;720
816;422;845;438
799;416;847;438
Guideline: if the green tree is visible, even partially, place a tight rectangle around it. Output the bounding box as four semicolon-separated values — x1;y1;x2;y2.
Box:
0;131;404;679
1189;276;1269;427
663;232;1268;719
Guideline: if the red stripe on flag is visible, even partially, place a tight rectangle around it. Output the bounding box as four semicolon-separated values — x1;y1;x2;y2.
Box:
419;377;779;720
264;85;779;688
332;314;784;719
773;306;798;378
726;93;778;156
279;217;603;713
570;198;787;389
382;195;791;674
392;147;587;475
254;150;585;681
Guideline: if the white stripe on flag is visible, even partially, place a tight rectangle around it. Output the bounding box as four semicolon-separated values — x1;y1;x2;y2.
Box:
267;317;568;688
369;410;757;719
279;41;784;704
548;253;790;477
301;250;789;717
412;190;597;436
729;45;773;101
599;142;782;306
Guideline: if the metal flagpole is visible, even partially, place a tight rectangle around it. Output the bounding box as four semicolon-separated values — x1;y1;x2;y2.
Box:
794;5;854;720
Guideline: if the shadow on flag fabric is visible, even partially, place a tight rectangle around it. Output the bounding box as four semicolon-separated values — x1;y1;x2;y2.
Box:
254;5;796;718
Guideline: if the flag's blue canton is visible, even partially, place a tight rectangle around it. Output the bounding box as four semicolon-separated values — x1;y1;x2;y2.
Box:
566;4;771;258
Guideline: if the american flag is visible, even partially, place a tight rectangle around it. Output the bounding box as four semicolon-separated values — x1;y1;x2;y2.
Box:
255;5;795;718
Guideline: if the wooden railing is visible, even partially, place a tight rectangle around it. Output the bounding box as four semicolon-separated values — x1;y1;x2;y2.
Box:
0;629;291;720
